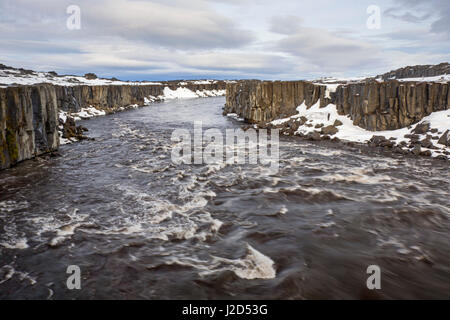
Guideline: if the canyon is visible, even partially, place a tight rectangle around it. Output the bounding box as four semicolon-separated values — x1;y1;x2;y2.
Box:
2;63;450;169
0;70;229;169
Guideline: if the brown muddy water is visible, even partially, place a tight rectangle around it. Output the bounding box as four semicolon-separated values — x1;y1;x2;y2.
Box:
0;97;449;299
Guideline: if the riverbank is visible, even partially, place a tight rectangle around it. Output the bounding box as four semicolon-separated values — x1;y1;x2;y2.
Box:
224;78;450;160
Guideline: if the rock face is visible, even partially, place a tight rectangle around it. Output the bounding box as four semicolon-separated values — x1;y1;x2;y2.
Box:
377;63;450;80
225;80;449;131
56;81;227;113
0;85;59;169
224;80;330;124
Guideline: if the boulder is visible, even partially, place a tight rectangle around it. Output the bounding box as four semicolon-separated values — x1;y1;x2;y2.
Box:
321;125;338;135
411;144;422;156
84;73;98;80
438;130;449;147
307;132;322;141
412;121;430;134
333;119;343;127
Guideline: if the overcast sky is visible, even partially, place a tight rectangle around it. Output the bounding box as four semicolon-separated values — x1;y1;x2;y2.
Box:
1;0;449;80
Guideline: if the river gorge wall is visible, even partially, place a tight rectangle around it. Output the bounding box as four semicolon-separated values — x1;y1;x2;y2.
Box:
224;80;450;131
1;81;226;169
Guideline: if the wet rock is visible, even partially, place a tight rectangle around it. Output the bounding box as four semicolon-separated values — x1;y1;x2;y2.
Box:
438;130;449;147
331;137;341;143
321;125;338;136
307;131;322;141
411;144;422;156
420;150;432;157
62;117;90;141
393;146;407;155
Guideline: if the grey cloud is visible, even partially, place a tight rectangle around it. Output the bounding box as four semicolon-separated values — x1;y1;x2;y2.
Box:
0;0;254;50
270;15;303;35
274;27;385;72
385;0;450;38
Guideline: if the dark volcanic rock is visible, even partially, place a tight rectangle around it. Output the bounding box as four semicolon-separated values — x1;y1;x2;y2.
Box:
412;122;430;134
307;132;322;141
377;63;450;80
438;130;449;146
411;144;422;156
84;73;98;80
333;119;343;127
225;78;449;132
321;125;338;135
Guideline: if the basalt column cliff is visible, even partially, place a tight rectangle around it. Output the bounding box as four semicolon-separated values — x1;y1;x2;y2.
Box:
224;80;450;131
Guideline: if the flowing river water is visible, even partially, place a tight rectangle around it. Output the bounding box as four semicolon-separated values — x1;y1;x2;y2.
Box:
0;97;449;299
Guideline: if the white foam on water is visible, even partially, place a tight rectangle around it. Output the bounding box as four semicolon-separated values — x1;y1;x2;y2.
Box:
0;265;37;286
77;184;222;243
0;201;31;250
164;244;276;280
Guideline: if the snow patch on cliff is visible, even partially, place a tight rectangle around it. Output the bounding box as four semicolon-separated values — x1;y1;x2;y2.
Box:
271;101;450;160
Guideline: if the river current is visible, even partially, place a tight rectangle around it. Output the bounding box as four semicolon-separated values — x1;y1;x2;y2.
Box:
0;97;449;299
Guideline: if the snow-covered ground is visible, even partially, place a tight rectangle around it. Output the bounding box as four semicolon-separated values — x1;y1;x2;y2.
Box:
270;101;450;160
315;74;450;84
0;68;164;87
390;74;450;83
0;67;227;88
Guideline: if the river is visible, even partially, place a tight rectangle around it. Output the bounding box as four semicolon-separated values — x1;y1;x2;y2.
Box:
0;97;449;299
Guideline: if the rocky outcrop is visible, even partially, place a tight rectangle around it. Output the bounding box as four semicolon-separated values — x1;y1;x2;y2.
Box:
56;81;227;113
225;80;449;131
224;80;331;124
377;63;450;80
335;81;449;130
0;84;59;169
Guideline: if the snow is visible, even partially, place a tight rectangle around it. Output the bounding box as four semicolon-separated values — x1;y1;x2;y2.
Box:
394;74;450;83
324;83;340;99
0;68;230;88
163;87;200;99
0;69;163;87
270;101;450;159
162;87;225;100
226;113;245;122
